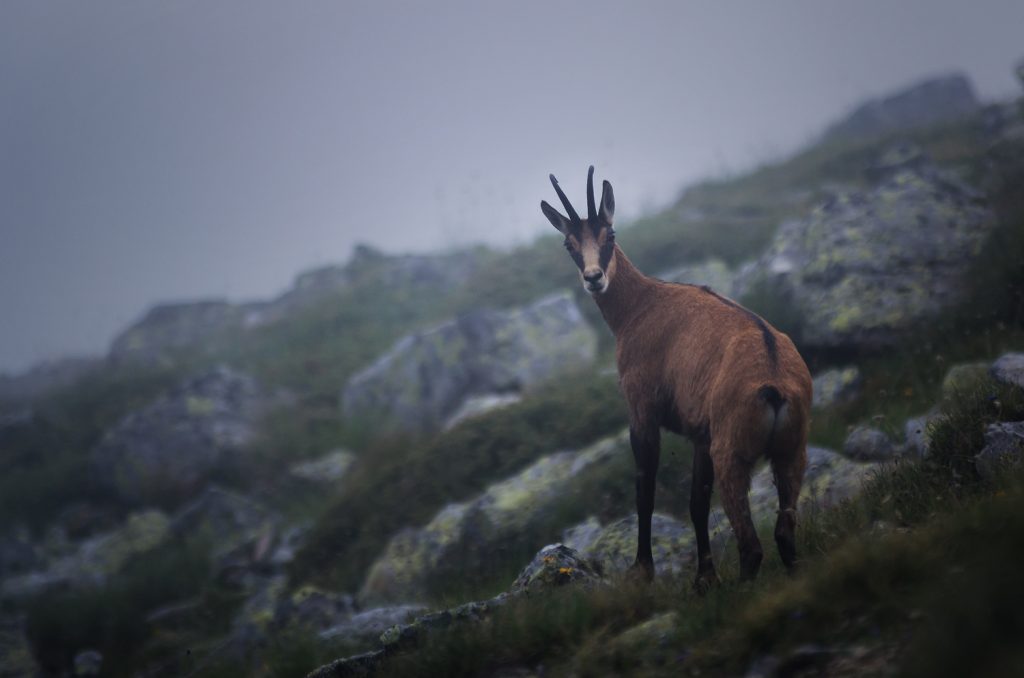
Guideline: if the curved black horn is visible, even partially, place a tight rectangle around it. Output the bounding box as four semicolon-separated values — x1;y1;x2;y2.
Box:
587;165;597;222
550;174;581;225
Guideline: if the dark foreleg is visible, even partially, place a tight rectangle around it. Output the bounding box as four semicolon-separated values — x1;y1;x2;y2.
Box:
629;424;660;581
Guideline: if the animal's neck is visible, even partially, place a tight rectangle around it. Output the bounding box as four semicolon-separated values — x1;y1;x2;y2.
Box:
593;247;658;337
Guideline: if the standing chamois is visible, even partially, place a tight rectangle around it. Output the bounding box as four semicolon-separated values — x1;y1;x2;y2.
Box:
541;167;812;587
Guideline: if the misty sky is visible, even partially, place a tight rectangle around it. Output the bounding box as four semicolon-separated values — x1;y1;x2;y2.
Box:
2;1;1022;374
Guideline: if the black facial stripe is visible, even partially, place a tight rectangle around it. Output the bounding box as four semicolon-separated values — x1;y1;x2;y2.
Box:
569;249;585;270
598;241;614;269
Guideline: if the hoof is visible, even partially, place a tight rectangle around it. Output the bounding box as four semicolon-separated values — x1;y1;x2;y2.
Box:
627;560;655;583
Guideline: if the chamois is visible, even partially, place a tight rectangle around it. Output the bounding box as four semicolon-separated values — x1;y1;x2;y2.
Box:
541;167;812;586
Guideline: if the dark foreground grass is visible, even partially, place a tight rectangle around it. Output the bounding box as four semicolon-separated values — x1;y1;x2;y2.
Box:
336;378;1024;678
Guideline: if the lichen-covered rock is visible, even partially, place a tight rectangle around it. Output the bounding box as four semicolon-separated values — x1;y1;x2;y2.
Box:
91;367;287;506
655;259;737;298
442;392;522;430
290;450;357;484
359;432;627;605
842;426;899;461
750;155;994;349
1;511;170;599
581;514;694;577
991;353;1024;390
904;412;940;458
941;362;991;398
812;367;862;409
821;74;978;143
341;292;597;432
975;421;1024;481
508;544;603;595
561;516;603;554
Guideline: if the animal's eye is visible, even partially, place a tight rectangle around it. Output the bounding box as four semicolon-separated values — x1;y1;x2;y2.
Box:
563;239;573;251
607;229;616;242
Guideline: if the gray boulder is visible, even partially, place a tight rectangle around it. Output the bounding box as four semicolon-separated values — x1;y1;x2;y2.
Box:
822;74;978;143
843;426;899;461
342;292;597;433
91;367;287;506
359;432;627;605
991;353;1024;390
751;155;994;349
975;421;1024;481
812;366;862;409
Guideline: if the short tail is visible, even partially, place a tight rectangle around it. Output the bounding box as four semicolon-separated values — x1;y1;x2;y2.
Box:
758;385;787;457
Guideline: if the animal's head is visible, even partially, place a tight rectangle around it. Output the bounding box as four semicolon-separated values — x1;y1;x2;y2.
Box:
541;166;616;294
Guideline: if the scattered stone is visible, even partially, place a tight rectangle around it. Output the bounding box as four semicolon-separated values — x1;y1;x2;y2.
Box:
341;292;597;433
991;353;1024;390
509;544;604;596
290;450;357;484
822;74;978;143
975;421;1024;480
442;392;522;430
843;426;899;461
812;367;862;409
903;412;940;458
91;366;288;506
941;362;991;398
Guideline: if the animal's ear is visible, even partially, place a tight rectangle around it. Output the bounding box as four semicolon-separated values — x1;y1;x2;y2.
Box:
541;200;571;235
599;180;615;224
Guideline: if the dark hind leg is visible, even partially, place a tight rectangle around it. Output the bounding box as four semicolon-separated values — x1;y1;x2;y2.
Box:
712;445;762;581
689;441;719;591
772;444;807;573
629;424;660;581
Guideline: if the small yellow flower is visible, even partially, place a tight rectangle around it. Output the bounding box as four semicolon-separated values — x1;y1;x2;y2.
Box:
558;567;574;575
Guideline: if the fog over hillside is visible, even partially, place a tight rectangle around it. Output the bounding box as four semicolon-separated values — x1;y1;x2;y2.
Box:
2;0;1023;373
